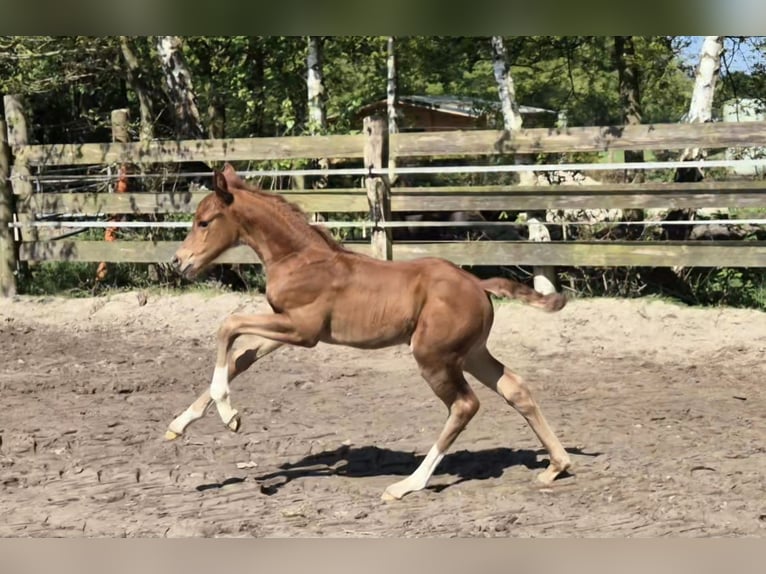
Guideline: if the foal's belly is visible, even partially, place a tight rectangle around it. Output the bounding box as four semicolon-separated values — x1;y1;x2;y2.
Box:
322;298;418;349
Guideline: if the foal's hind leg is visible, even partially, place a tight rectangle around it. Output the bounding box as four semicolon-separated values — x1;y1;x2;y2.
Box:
464;348;571;484
165;335;283;439
382;361;480;501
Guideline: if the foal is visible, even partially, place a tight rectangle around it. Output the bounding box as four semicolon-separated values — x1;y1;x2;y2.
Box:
168;164;571;500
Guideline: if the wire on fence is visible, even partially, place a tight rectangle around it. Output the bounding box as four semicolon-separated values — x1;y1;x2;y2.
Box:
8;219;766;230
11;158;766;183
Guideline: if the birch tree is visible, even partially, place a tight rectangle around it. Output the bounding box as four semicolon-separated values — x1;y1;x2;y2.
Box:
679;36;724;168
156;35;205;139
306;36;328;191
491;36;522;132
386;37;398;136
306;36;326;134
491;36;556;294
674;36;725;242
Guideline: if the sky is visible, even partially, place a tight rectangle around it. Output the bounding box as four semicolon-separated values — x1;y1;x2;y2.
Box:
681;36;764;73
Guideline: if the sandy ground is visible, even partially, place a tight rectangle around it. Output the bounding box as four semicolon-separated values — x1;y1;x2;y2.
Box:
0;290;764;537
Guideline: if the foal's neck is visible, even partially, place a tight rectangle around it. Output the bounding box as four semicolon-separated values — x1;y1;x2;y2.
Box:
233;189;334;269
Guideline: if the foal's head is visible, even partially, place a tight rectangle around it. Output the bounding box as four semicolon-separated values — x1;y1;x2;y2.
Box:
172;166;240;278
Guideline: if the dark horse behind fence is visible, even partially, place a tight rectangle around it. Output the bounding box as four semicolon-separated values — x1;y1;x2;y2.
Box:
167;164;571;500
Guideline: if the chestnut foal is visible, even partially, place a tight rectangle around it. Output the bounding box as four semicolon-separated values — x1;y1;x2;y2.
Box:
168;164;571;500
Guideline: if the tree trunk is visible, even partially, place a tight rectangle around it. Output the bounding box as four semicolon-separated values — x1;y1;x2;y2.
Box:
119;36;155;142
491;36;556;294
386;36;398;186
672;36;725;244
248;38;266;136
614;36;644;184
207;98;225;139
679;36;724;168
0;117;16;297
386;37;398;136
491;36;522;132
155;36;205;139
612;36;644;232
306;36;326;134
305;36;328;192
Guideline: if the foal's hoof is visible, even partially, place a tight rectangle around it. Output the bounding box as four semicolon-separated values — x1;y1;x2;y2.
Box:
165;429;181;441
227;413;241;433
380;490;399;502
537;462;571;485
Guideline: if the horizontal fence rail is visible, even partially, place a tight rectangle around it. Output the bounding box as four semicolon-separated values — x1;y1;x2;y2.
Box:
16;240;766;268
13;181;766;217
12;121;766;166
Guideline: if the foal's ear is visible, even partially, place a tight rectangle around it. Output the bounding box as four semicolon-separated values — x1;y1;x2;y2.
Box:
212;170;234;206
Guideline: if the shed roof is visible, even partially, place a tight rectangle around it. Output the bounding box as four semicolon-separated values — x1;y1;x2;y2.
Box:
357;94;556;118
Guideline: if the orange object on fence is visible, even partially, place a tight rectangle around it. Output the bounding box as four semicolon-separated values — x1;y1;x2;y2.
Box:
95;164;128;281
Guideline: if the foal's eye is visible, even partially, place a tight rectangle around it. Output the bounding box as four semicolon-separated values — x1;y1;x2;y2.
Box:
198;220;209;229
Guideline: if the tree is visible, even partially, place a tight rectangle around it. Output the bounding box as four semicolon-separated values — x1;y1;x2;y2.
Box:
155;35;204;139
306;36;326;135
302;37;329;192
670;36;725;243
386;36;398;136
614;36;644;181
386;36;398;186
679;36;724;171
491;36;523;132
119;36;156;142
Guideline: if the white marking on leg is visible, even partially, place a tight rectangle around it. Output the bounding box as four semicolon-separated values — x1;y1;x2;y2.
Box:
168;402;209;435
166;390;213;438
210;366;229;402
382;444;444;500
210;366;239;428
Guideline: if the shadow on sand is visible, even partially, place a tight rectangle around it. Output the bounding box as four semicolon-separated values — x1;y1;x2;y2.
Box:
194;444;599;495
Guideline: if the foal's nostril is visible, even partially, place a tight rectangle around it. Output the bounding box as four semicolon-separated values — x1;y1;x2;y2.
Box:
171;255;180;269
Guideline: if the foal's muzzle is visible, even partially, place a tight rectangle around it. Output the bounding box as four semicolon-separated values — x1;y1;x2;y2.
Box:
171;254;195;278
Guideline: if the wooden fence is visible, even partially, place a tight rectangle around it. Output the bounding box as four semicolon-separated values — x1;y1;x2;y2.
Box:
2;94;766;296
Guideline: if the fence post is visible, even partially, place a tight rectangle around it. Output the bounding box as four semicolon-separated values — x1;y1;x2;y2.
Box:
96;109;131;282
4;95;34;280
0;117;16;296
363;116;392;260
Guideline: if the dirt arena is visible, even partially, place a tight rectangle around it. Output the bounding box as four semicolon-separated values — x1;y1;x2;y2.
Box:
1;290;764;537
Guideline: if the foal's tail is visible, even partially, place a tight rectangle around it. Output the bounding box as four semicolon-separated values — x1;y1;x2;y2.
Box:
479;277;566;312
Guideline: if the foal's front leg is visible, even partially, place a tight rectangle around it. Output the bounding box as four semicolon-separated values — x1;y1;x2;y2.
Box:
208;312;316;432
165;335;283;440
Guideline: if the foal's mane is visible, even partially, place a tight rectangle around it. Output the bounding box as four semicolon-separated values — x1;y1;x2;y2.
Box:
234;176;346;252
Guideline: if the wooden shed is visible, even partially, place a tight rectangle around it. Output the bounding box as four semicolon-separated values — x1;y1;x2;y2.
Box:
355;95;557;132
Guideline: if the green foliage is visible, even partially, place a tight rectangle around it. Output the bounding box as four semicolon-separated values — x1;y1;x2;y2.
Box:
687;268;766;310
21;262;101;297
0;35;708;139
0;36;126;143
19;261;268;297
555;265;766;311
